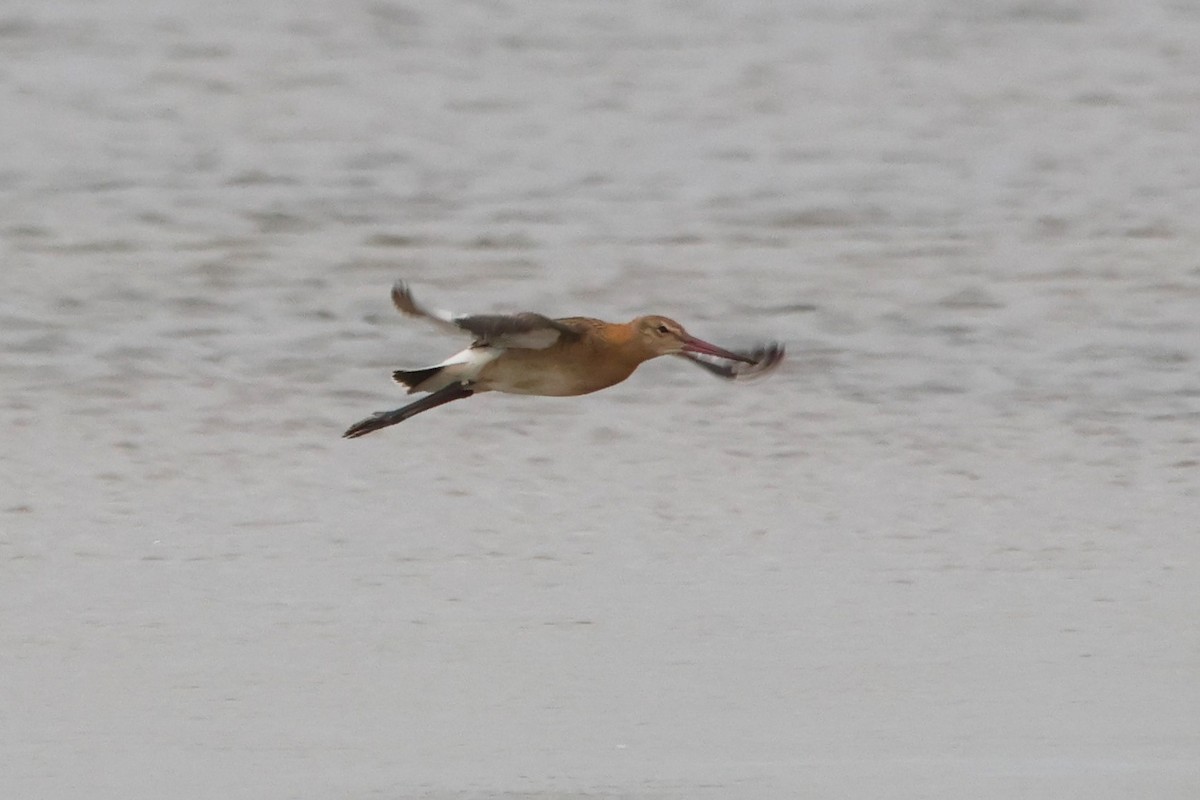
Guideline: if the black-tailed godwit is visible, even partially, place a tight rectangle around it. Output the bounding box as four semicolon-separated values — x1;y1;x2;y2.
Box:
343;281;784;438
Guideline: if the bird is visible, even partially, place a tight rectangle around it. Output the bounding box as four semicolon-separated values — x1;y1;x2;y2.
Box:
342;281;784;438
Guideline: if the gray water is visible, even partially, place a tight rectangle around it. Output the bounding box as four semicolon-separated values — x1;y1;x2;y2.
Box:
2;1;1198;798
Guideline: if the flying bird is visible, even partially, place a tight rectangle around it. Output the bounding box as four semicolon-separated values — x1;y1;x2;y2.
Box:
343;281;783;438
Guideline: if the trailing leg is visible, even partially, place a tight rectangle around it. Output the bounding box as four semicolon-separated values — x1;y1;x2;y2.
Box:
342;383;475;439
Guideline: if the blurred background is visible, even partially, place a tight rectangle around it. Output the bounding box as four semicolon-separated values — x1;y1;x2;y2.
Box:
2;1;1198;798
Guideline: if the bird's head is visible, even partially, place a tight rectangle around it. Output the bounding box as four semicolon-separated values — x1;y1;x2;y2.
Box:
634;315;755;362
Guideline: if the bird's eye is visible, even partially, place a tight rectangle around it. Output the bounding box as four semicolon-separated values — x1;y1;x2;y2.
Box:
656;324;670;334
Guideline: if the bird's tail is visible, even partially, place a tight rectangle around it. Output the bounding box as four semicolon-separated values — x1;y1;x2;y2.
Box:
343;383;474;439
392;366;444;393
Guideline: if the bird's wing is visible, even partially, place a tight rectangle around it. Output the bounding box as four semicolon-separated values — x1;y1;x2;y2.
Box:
391;281;463;335
452;312;578;349
678;341;785;380
391;281;576;350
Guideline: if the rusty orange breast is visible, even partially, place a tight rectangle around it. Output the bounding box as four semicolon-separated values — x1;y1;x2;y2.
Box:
475;320;652;397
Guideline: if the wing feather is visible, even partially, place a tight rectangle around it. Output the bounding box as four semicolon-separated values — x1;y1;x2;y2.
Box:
391;281;463;335
450;313;577;349
391;281;577;350
678;342;785;380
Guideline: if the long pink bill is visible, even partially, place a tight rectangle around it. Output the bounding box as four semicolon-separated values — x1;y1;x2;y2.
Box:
681;335;757;363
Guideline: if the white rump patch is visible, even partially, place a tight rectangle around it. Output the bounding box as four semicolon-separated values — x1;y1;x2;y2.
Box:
433;346;503;383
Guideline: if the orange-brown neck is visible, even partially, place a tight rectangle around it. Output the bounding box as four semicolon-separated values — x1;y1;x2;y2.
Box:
592;321;661;366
